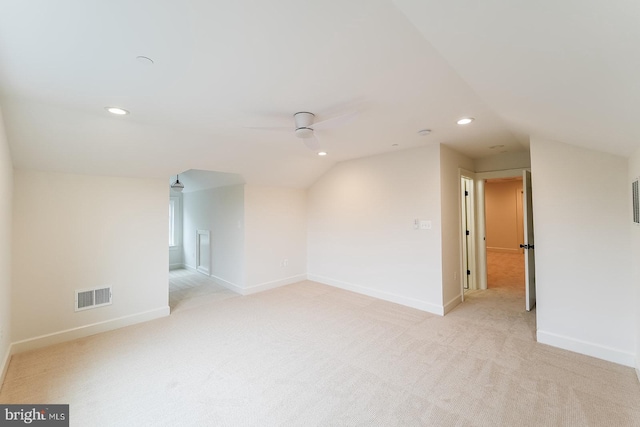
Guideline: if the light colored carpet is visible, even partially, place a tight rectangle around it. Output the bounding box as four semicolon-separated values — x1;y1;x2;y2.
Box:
169;268;239;313
1;273;639;426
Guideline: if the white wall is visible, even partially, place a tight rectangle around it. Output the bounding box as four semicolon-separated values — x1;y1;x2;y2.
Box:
530;138;635;366
182;185;245;290
307;145;444;314
440;145;474;312
244;185;307;293
0;107;13;381
12;171;169;350
629;147;640;376
474;150;531;172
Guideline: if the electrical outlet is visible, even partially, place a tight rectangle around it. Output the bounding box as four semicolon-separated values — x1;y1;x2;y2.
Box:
454;271;457;280
283;258;288;267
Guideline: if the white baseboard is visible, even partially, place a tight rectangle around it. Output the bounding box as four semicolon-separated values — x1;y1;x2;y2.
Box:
10;306;170;355
444;294;462;314
243;274;307;296
308;274;444;315
0;343;12;391
537;330;635;367
210;275;244;295
169;263;184;270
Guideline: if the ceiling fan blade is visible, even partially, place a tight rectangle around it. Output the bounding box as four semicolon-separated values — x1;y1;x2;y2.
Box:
303;135;321;151
244;126;291;132
311;110;359;131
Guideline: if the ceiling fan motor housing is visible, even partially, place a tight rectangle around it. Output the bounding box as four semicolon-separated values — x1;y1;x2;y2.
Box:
294;112;315;138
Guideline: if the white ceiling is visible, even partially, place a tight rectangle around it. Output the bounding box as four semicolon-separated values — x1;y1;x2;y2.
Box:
0;0;637;189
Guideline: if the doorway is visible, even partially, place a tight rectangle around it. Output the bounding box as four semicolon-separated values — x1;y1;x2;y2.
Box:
468;168;536;311
484;177;525;292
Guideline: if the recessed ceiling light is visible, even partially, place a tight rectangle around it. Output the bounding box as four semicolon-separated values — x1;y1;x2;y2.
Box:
105;107;129;115
457;117;474;125
417;129;431;136
317;151;327;156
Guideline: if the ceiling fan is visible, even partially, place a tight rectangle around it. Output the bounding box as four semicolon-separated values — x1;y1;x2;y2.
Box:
246;110;358;153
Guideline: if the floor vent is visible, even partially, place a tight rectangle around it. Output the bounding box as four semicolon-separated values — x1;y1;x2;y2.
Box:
75;286;112;311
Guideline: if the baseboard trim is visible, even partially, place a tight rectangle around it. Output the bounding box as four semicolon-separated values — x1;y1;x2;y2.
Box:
444;294;462;314
210;275;244;295
11;306;171;355
0;343;12;392
169;263;184;270
243;274;307;295
308;274;443;315
537;330;635;367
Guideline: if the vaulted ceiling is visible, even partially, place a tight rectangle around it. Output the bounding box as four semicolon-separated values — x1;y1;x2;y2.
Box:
0;1;637;188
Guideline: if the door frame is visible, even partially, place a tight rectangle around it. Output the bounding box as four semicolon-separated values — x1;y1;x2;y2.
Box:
474;168;530;291
459;169;478;300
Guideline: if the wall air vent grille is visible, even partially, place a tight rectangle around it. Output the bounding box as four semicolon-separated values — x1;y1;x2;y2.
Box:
75;287;112;311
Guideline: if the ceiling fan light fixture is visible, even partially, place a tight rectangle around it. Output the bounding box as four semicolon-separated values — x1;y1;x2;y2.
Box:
457;117;474;125
295;127;314;139
170;175;184;192
105;107;129;115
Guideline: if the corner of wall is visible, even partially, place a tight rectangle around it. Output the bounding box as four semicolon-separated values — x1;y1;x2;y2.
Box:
0;105;13;391
0;343;12;391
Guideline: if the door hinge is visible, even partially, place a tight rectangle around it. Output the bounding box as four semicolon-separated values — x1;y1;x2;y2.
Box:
464;191;469;196
467;270;471;275
466;230;470;236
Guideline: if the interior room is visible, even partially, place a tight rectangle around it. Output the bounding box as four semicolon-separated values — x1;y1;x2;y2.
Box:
1;1;640;425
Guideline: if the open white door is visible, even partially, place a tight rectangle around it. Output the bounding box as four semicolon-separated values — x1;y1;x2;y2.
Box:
522;171;536;311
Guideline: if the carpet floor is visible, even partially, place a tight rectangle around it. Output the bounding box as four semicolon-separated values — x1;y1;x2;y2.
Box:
1;272;639;426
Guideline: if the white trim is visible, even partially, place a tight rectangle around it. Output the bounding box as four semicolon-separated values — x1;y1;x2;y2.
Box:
169;263;184;270
443;294;462;314
537;329;635;367
308;274;444;315
210;275;244;295
243;274;307;295
0;343;12;391
195;229;211;275
10;306;170;355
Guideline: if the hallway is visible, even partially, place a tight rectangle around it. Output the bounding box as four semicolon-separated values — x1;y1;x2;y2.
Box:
486;251;525;292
